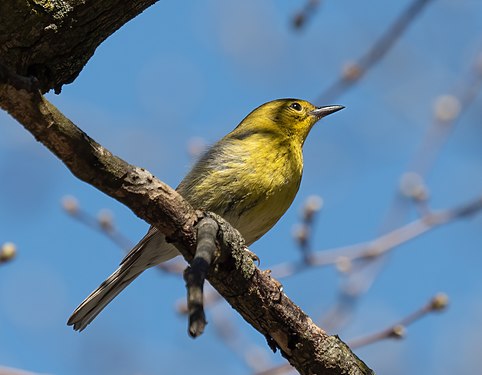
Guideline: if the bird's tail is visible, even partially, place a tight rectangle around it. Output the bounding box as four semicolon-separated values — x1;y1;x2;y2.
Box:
68;228;178;331
67;259;143;331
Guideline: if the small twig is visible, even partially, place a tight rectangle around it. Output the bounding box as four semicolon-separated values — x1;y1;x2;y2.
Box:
62;196;133;251
399;172;432;217
327;51;482;331
292;0;321;30
381;51;482;236
0;242;17;265
184;217;219;337
348;293;449;349
293;195;323;263
271;195;482;278
317;0;434;102
62;195;184;275
210;306;272;373
407;56;482;178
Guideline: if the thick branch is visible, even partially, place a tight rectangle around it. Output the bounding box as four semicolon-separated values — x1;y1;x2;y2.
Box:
0;80;373;374
0;0;159;93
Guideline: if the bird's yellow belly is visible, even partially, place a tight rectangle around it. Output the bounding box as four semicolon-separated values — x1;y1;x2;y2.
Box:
181;134;304;246
222;173;301;245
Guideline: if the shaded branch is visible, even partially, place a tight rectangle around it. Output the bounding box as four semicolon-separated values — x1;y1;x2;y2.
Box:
0;0;159;93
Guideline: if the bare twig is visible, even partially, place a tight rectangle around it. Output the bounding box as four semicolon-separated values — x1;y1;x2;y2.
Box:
292;195;323;263
270;195;482;278
407;54;482;177
380;51;482;241
317;0;434;103
211;306;272;373
325;49;482;331
62;195;185;275
348;293;449;348
292;0;321;30
184;217;219;337
62;196;133;251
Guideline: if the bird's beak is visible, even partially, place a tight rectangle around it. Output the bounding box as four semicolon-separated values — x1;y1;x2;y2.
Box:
309;105;345;119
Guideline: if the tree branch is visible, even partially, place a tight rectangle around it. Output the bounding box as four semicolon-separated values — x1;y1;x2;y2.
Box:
269;195;482;278
0;0;159;93
348;293;449;349
0;1;374;371
0;77;373;374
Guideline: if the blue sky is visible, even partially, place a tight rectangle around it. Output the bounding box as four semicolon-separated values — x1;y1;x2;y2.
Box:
1;1;482;374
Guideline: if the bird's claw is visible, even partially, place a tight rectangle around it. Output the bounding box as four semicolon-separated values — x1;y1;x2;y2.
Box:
244;248;260;265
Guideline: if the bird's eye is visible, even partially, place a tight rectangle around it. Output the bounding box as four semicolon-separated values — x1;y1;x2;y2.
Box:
290;102;302;111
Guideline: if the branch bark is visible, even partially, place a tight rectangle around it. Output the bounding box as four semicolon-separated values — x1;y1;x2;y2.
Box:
0;1;374;373
0;0;159;93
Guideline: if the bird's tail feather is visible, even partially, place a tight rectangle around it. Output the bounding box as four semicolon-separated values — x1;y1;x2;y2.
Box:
68;228;178;331
67;261;143;331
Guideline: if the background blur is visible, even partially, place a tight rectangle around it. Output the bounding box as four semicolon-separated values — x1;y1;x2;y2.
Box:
1;1;482;374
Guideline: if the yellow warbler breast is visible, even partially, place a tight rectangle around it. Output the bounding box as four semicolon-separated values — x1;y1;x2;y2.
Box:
177;131;303;245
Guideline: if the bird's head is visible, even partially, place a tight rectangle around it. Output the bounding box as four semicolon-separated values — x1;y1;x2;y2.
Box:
232;99;344;146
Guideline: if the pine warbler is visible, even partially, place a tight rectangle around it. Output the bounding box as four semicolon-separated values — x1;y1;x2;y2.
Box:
68;99;343;331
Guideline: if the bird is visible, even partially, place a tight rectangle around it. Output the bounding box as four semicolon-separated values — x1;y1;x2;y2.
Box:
67;99;344;331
